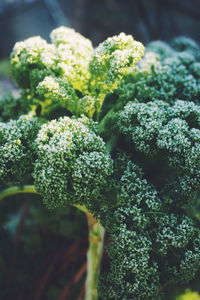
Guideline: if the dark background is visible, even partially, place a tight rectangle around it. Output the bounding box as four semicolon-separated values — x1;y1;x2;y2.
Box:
1;0;200;59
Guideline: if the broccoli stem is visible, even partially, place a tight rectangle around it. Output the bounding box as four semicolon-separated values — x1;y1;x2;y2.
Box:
0;185;105;300
0;185;38;201
98;101;124;135
84;212;105;300
75;205;105;300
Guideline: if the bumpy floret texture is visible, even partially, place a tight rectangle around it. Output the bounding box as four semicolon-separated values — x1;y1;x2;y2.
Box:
10;27;144;117
89;33;144;96
171;36;200;58
0;115;40;185
117;100;200;157
50;26;93;92
33;116;113;208
117;37;200;105
10;36;56;89
116;99;200;206
98;157;200;300
36;76;97;118
10;28;94;117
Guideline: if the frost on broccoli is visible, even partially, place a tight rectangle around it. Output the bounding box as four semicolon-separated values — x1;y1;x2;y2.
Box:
116;100;200;206
89;33;144;99
50;26;93;93
33;116;113;209
10;27;144;118
10;36;56;89
147;40;175;60
171;36;200;57
0;115;40;185
98;158;200;300
117;37;200;105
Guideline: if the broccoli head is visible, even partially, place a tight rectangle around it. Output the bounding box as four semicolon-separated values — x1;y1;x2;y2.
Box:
33;116;113;208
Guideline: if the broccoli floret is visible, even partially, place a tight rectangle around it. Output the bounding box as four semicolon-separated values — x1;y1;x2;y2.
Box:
36;76;97;118
10;28;95;117
10;36;56;89
100;228;161;300
33;116;113;209
171;36;200;58
147;40;175;60
10;27;144;118
117;100;199;164
0;115;40;185
89;33;144;96
50;26;93;93
116;40;200;105
36;76;79;110
116;100;200;206
98;158;200;300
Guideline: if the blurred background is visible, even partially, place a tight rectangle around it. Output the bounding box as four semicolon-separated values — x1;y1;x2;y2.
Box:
0;1;200;299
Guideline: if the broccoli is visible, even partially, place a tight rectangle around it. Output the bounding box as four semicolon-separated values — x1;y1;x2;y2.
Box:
115;99;200;207
98;157;200;300
0;29;200;300
116;38;200;105
0;115;41;186
10;27;144;118
33;115;113;209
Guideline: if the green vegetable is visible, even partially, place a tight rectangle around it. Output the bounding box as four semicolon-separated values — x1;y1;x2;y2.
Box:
0;28;200;300
33;115;113;209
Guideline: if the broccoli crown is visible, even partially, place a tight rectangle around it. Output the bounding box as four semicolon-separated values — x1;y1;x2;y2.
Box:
10;36;56;89
115;99;200;206
95;37;200;300
10;27;144;118
98;157;200;300
117;99;200;157
89;33;144;94
50;26;93;92
33;115;113;208
0;115;40;185
117;37;200;105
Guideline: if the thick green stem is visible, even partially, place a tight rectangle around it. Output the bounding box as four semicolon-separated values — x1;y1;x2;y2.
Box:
0;185;105;300
68;204;106;300
0;185;38;201
84;212;105;300
98;101;124;135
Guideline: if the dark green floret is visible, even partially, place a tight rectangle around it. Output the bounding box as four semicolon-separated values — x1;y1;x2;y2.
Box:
33;115;113;208
0;115;40;185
